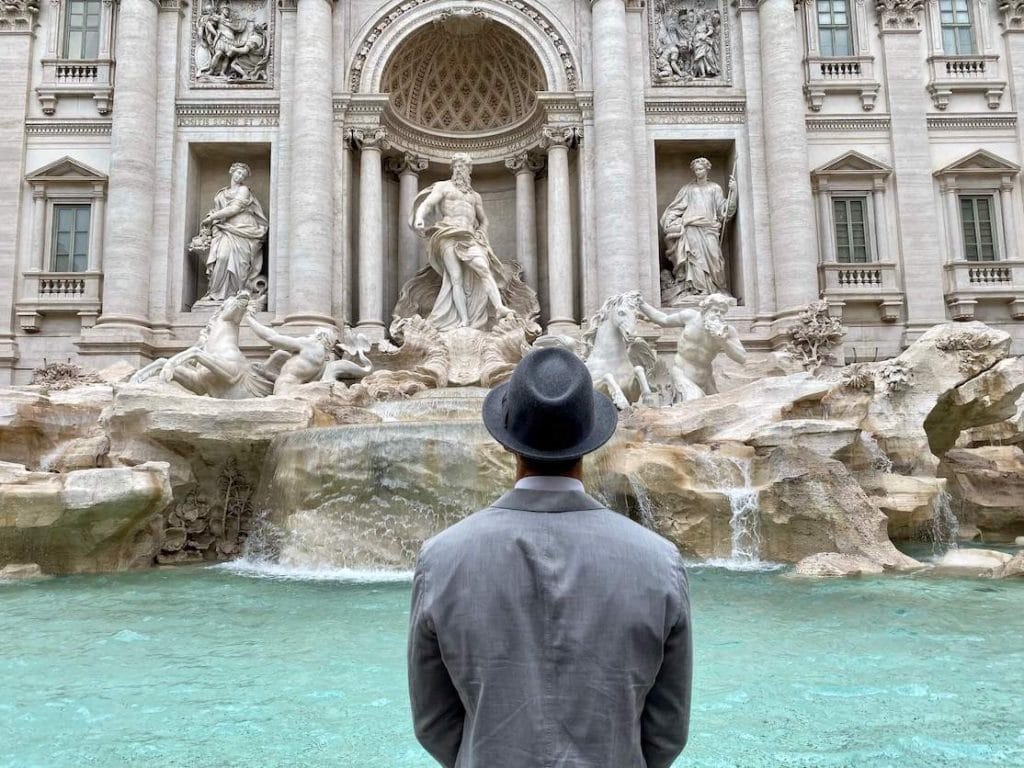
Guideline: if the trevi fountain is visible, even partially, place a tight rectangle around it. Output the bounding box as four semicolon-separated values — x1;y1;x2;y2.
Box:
2;0;1024;766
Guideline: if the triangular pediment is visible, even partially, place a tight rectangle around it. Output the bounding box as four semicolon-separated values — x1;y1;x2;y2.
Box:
935;149;1020;177
812;151;892;177
25;156;108;184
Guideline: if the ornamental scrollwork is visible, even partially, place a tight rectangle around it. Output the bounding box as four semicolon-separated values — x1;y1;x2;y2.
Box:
875;0;925;30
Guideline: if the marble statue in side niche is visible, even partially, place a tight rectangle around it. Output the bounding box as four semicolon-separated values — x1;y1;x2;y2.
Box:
581;291;658;410
639;293;746;403
653;0;723;83
660;156;736;303
246;316;373;395
130;291;272;399
195;2;270;83
190;162;269;307
407;153;517;330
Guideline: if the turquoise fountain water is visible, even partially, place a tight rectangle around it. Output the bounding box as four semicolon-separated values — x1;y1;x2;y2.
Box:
2;564;1022;767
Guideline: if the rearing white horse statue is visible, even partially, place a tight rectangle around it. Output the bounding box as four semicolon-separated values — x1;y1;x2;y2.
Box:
581;291;658;409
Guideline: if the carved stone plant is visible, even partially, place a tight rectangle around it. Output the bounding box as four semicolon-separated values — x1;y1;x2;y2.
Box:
787;300;846;371
157;461;257;565
934;330;995;377
878;360;913;395
30;361;102;393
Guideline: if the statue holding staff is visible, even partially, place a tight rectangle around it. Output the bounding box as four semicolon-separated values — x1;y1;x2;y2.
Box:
661;157;737;297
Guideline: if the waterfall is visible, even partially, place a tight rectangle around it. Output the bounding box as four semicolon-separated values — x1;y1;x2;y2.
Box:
723;458;764;566
927;490;960;554
627;474;657;531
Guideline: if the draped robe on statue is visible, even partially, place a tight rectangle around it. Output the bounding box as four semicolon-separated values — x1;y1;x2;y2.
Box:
204;185;268;302
408;184;512;331
661;181;731;296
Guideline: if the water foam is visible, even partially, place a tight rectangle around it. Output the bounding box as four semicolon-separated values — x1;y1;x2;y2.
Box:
214;559;413;583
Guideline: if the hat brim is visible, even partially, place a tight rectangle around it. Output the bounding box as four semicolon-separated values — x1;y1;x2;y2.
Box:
482;381;620;462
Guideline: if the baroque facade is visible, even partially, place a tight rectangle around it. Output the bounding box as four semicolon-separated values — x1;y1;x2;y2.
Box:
2;0;1024;383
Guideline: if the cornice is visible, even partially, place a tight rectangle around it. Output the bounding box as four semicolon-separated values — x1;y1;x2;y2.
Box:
806;115;892;131
175;101;280;127
25;119;111;136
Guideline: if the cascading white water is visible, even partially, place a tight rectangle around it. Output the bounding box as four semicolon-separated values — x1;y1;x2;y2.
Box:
928;490;960;554
626;474;657;531
690;452;770;569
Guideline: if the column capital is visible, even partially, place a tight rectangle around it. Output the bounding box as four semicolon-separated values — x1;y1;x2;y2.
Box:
1001;0;1024;32
345;127;390;152
385;152;428;176
541;124;582;150
875;0;925;32
505;151;545;175
0;0;39;32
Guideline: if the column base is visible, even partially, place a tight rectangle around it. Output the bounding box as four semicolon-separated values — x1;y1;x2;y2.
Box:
355;321;387;342
282;312;338;329
545;319;579;336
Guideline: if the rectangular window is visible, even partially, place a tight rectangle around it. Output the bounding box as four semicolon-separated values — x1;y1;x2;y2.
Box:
51;204;91;272
817;0;853;57
64;0;102;60
959;195;998;262
939;0;974;56
832;196;871;263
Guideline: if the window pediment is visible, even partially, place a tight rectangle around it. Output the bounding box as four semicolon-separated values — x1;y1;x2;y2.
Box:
934;150;1020;178
25;156;107;185
812;151;893;179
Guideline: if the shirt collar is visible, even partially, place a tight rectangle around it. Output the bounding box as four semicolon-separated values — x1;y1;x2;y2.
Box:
514;475;586;493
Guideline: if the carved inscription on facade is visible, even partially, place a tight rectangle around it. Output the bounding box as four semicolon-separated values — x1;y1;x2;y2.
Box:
191;0;273;88
650;0;730;86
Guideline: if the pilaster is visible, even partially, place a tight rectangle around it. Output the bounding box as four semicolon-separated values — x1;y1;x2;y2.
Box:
0;0;38;379
877;1;949;338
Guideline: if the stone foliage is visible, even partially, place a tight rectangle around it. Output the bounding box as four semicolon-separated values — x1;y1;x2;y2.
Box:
786;300;846;371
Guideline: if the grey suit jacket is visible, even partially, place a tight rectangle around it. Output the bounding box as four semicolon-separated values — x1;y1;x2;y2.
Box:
408;488;692;768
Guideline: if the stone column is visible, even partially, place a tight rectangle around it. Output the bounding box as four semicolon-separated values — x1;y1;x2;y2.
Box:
871;180;889;259
29;188;46;273
1004;21;1024;196
0;4;36;377
757;0;818;314
505;152;542;291
543;126;578;329
92;0;159;330
815;182;835;264
942;183;964;261
352;129;390;338
877;7;948;335
590;0;639;301
90;190;106;272
1000;180;1017;259
386;153;428;291
286;0;335;326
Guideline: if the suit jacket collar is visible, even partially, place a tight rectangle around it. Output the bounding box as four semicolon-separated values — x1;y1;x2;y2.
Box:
490;488;606;513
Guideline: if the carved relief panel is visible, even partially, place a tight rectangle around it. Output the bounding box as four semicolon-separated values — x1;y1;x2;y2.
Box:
190;0;274;88
649;0;732;87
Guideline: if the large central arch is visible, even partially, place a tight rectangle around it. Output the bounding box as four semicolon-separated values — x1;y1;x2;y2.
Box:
382;16;548;134
348;1;579;96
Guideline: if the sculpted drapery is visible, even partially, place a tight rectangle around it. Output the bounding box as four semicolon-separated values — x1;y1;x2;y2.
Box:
201;163;268;302
661;157;736;296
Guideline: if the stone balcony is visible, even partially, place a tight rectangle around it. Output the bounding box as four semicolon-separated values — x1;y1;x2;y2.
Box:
36;59;114;116
803;55;879;112
926;54;1005;110
944;260;1024;320
819;262;903;322
16;271;103;332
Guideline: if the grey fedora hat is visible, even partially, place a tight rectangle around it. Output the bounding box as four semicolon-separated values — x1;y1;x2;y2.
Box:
482;347;619;462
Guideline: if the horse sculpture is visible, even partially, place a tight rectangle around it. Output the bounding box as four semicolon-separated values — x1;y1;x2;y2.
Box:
131;291;270;399
581;291;658;409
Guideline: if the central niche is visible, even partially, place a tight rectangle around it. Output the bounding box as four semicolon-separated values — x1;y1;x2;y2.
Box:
382;14;547;133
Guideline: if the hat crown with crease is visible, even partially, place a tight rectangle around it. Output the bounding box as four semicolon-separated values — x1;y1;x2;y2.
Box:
482;347;618;462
